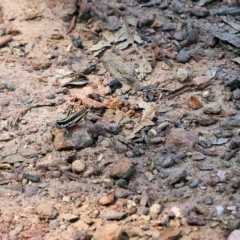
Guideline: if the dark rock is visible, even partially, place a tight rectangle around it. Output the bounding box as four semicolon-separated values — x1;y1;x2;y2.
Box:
204;197;213;205
229;139;240;150
212;138;230;145
45;93;56;99
213;129;222;138
189;7;209;18
169;169;187;185
161;24;176;31
109;79;123;92
174;31;185;41
4;83;15;91
173;190;184;198
54;126;93;150
116;179;128;189
69;35;83;48
22;172;40;182
205;35;218;47
225;79;240;92
230;177;240;189
109;123;121;135
176;50;191;63
24;186;39;197
109;157;135;180
187;214;205;226
147;90;155;101
161;156;175;168
182;29;199;47
233;89;240;99
171;0;184;14
113;135;128;154
189;179;199;188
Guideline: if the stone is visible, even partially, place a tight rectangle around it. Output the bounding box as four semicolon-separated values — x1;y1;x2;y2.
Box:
81;97;105;109
113;135;128;154
176;68;189;83
192;152;206;161
161;156;175;168
19;230;45;239
140;191;149;206
99;192;115;206
228;230;240;240
35;202;58;220
176;50;191;63
169;169;187;185
2;153;24;164
233;89;240;99
165;128;198;151
72;160;85;173
193;76;211;90
60;213;79;222
104;97;123;109
109;157;135;180
150;203;162;215
203;102;221;114
187;214;205;226
189;6;209;18
102;51;140;87
188;95;202;109
147;129;157;138
72;60;96;75
159;228;181;240
171;0;184;14
101;211;127;220
93;223;122;240
72;220;89;231
54;126;93;150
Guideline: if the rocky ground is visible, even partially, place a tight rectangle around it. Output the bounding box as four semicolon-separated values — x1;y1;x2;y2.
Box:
1;0;240;239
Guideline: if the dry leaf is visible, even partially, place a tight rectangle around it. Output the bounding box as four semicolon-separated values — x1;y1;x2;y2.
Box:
127;101;156;139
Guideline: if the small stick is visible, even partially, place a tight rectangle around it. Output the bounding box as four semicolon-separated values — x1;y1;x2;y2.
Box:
0;35;12;48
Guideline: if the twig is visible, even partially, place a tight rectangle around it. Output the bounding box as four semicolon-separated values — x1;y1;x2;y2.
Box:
161;83;196;100
67;0;80;34
12;103;56;127
0;35;12;48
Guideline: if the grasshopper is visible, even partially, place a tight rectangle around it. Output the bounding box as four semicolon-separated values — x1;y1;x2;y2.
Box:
55;107;89;129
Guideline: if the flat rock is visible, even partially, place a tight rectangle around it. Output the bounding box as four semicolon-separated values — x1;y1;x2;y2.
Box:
109;157;135;180
228;230;240;240
102;51;139;88
187;214;205;226
54;126;93;150
169;169;187;185
203;102;221;114
35;202;58;220
72;60;96;75
1;154;25;163
101;210;127;220
93;223;122;240
0;146;18;157
165;128;198;151
192;151;206;161
193;76;211;90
